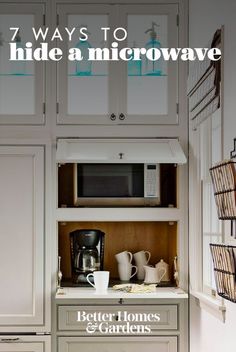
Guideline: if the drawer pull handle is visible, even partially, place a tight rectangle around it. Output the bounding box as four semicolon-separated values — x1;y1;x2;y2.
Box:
1;338;20;342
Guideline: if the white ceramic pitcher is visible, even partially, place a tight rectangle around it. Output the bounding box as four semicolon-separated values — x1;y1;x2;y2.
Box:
143;265;167;284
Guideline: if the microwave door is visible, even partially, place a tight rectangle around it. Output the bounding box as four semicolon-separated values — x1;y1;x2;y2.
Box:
74;163;160;207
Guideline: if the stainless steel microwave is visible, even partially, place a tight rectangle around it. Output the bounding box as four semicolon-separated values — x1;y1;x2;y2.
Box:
73;163;160;207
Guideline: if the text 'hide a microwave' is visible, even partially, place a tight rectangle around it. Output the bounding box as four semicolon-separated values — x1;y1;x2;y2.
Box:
73;163;161;207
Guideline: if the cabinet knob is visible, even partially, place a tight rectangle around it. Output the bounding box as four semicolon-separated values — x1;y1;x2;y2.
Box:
119;113;125;120
110;113;116;121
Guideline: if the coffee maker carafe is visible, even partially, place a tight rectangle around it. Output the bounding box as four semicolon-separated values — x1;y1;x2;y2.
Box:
70;229;105;284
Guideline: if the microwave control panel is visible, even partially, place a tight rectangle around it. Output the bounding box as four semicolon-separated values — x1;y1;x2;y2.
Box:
144;164;160;198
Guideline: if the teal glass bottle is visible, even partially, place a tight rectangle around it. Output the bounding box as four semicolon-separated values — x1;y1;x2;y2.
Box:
144;22;162;76
11;30;26;75
128;41;142;76
75;28;92;76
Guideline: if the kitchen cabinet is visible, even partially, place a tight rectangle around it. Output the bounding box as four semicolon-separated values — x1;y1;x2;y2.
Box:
58;304;178;331
55;294;188;352
0;4;45;125
56;4;178;125
0;335;50;352
0;145;49;332
58;336;177;352
58;221;177;285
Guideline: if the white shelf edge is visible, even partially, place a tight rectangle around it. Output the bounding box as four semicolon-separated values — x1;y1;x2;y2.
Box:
56;207;181;222
191;291;226;322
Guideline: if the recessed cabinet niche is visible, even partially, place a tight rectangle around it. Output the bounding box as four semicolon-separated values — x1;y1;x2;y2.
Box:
58;221;177;286
58;163;177;208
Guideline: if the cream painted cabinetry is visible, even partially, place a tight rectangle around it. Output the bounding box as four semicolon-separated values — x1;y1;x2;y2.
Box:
58;304;178;331
0;145;50;333
57;3;178;125
0;335;50;352
58;336;177;352
56;298;188;352
0;4;45;125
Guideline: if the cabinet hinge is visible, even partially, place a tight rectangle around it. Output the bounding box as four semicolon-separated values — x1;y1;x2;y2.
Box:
176;14;179;27
176;103;179;114
43;14;46;26
43;102;46;115
56;102;59;114
57;14;59;26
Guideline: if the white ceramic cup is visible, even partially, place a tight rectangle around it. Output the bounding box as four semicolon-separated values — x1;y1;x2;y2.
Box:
115;251;133;264
133;250;151;280
86;271;110;294
118;263;138;281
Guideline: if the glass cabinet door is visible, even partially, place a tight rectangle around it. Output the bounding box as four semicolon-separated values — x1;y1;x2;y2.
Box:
57;4;179;125
0;4;45;125
118;4;178;124
57;5;115;124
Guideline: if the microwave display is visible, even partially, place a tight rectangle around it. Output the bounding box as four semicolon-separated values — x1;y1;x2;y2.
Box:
74;163;160;207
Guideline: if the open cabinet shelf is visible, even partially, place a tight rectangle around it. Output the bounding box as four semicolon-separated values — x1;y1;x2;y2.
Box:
58;221;178;287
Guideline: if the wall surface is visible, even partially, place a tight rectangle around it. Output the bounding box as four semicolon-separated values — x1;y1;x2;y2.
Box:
189;0;236;351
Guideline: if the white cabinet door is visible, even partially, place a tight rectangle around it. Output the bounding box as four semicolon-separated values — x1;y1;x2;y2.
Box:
58;336;177;352
57;4;179;125
0;146;46;331
0;336;50;352
0;4;45;124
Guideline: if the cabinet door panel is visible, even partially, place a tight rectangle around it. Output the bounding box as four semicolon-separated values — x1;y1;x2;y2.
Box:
57;4;114;124
0;4;45;124
119;4;178;125
0;146;45;329
0;336;50;352
58;305;178;331
58;336;177;352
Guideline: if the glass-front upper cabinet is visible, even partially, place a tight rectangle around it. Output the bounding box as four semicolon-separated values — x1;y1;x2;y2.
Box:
119;5;178;125
57;5;113;124
57;4;178;125
0;4;45;125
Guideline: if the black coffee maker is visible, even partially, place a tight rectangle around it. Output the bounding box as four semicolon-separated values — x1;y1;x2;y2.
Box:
70;229;105;284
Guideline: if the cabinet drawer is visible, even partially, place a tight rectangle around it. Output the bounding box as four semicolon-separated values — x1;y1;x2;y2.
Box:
58;336;177;352
58;305;178;332
0;335;50;352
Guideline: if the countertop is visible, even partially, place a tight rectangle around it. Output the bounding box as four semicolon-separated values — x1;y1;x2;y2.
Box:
55;287;188;300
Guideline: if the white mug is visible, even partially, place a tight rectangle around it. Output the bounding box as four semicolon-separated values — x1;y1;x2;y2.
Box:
115;251;133;264
86;271;110;294
118;263;138;281
134;250;151;280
